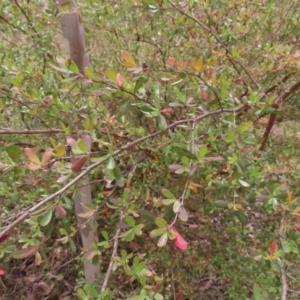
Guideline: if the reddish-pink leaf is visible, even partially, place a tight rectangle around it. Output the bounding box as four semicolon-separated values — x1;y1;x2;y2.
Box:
170;227;188;250
26;163;41;171
35;251;42;266
116;73;123;89
270;240;276;255
0;234;9;244
168;164;182;171
294;227;300;234
0;270;5;276
168;54;175;67
157;233;168;247
296;214;300;223
211;10;218;17
103;190;112;195
200;87;208;100
160;107;173;113
55;205;67;218
66;136;76;147
178;207;189;222
41;149;52;165
25;148;41;165
71;156;88;173
83;135;92;152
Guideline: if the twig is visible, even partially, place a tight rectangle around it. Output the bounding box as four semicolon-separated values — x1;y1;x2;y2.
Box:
100;228;121;292
14;0;37;33
287;289;300;295
279;214;288;300
169;1;259;88
0;129;67;135
170;119;196;227
259;79;300;151
0;104;244;239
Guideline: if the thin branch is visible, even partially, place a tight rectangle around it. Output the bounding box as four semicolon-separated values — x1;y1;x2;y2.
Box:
169;1;259;88
287;289;300;295
14;0;37;33
0;14;26;34
279;214;288;300
100;228;121;292
0;129;66;135
170;119;196;227
259;79;300;151
0;104;244;239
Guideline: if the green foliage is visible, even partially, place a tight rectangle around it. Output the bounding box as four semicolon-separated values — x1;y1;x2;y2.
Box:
1;0;300;299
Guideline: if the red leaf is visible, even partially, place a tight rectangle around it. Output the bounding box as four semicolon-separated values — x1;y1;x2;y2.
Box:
25;148;41;165
66;136;76;147
0;234;9;244
293;227;300;234
0;270;5;276
35;251;42;266
211;10;218;17
297;214;300;223
116;73;123;89
168;54;175;67
71;156;88;173
55;205;67;218
169;227;188;250
41;149;52;165
200;87;208;100
160;107;173;113
270;240;276;255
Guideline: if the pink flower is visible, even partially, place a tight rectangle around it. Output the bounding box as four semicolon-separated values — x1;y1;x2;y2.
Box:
170;227;188;251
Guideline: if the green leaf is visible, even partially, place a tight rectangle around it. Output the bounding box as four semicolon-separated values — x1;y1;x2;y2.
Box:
198;145;208;159
140;104;159;117
11;77;20;87
106;68;117;81
150;228;166;238
77;139;89;153
84;284;99;297
77;288;87;300
40;209;53;226
155;217;167;228
167;228;176;240
236;210;247;225
172;146;197;160
106;157;115;170
157;113;167;130
173;200;181;213
154;294;164;300
49;64;73;74
239;179;250;187
253;284;261;300
124;228;135;241
215;200;229;208
121;50;137;67
84;67;94;78
134;77;145;93
102;231;109;240
125;216;135;227
162;199;176;205
6;145;20;163
161;188;176;199
65;59;79;74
